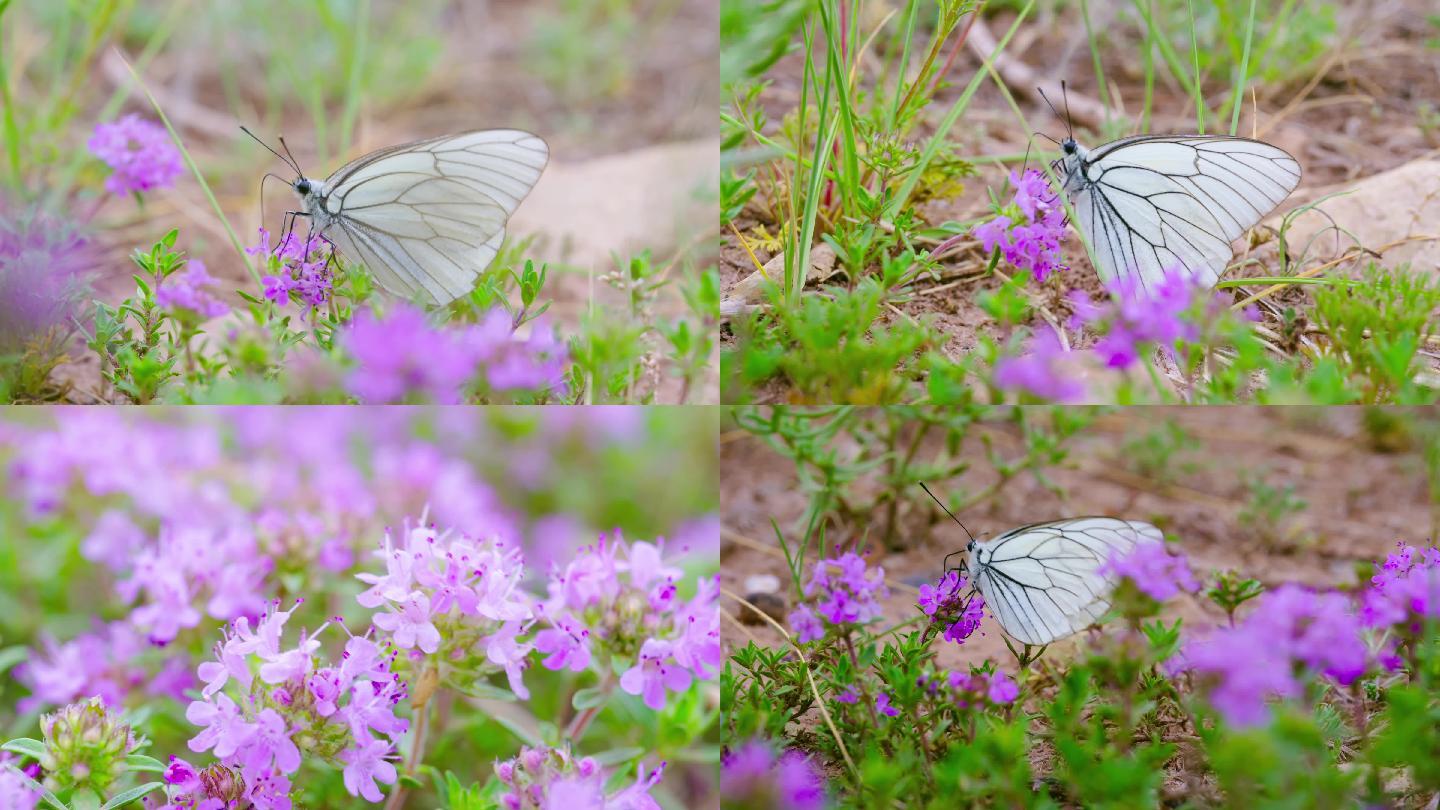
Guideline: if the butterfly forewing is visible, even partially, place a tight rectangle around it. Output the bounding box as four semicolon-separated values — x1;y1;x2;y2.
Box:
1065;135;1300;289
970;517;1162;645
316;129;548;304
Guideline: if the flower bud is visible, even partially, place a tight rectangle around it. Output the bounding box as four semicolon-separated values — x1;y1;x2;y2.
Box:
38;696;138;794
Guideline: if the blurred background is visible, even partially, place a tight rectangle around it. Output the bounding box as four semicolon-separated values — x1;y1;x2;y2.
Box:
0;406;719;807
1;0;718;401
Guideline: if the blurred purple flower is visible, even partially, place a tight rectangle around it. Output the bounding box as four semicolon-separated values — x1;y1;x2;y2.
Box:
496;745;662;810
986;670;1019;704
0;202;94;354
0;753;41;810
969;169;1067;281
87;114;184;195
1169;584;1368;727
720;740;828;810
341;304;477;404
874;692;900;718
340;304;567;404
787;603;825;643
1103;541;1199;601
993;330;1085;403
156;259;229;320
1070;269;1217;369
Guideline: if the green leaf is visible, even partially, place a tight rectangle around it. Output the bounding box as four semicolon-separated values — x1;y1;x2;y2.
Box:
122;753;165;773
571;686;610;711
99;782;164;810
0;646;27;675
1;738;46;760
589;746;644;766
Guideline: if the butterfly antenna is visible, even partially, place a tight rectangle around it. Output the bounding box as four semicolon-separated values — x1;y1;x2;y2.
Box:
1061;79;1075;140
240;126;302;178
918;482;976;545
277;135;304;178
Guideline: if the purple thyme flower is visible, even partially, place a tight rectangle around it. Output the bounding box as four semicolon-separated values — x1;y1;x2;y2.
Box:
87;114;184;195
540;532;715;710
1169;583;1368;727
1103;541;1199;601
918;570;962;616
874;692;900;718
1361;543;1440;631
495;745;662;810
372;591;442;654
1069;269;1218;369
0;753;41;810
0;200;95;354
943;593;986;645
249;227;335;312
620;639;694;711
986;670;1019;704
801;551;889;627
970;169;1067;281
993;329;1085;403
787;603;825;643
341;304;479;404
720;739;828;810
157;259;230;320
339;738;399;802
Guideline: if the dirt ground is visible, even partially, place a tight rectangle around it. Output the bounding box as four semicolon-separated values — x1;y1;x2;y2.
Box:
721;0;1440;400
721;406;1438;676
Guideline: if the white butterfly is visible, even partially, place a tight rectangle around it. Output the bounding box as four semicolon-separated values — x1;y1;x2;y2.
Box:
1054;133;1301;290
952;517;1163;646
251;128;548;304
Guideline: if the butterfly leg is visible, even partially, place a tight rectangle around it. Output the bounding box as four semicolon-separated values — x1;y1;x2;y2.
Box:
279;210;309;255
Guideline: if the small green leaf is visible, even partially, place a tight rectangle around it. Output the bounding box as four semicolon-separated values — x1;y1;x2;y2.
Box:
571;686;610;711
0;646;27;675
122;753;165;773
589;746;644;766
99;781;164;809
1;738;46;760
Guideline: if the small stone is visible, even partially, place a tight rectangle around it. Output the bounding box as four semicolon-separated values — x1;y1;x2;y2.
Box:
743;574;781;594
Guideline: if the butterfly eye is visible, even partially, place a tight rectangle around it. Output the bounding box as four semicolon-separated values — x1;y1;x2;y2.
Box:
1061;139;1077;155
295;179;312;195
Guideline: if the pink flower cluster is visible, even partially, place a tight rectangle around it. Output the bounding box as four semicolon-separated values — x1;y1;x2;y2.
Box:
971;169;1068;281
341;304;569;404
176;600;408;807
538;532;721;711
494;745;664;810
1361;542;1440;632
720;740;828;810
356;520;534;695
1169;584;1368;727
16;620;194;713
787;551;890;642
87;114;184;196
993;330;1085;404
917;569;986;645
248;227;335;312
1103;541;1200;601
1070;269;1218;369
156;259;230;321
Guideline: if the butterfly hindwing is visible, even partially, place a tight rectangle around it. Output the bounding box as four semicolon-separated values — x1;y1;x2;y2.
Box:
970;517;1163;645
1066;135;1300;289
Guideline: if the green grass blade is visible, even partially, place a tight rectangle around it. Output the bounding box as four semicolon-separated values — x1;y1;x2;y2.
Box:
118;50;259;284
890;0;1032;216
1080;0;1112;131
1228;0;1259;135
1188;0;1204;133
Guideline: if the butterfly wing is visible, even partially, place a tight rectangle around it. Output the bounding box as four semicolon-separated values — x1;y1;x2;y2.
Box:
971;517;1163;645
317;129;548;304
1070;135;1300;290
